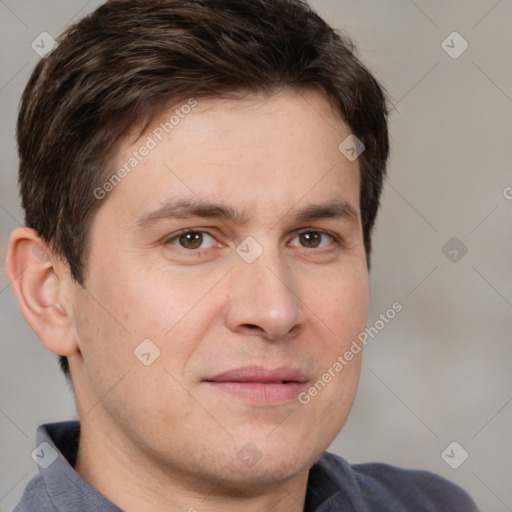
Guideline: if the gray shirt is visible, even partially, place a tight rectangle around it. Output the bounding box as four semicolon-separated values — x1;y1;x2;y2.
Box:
12;421;480;511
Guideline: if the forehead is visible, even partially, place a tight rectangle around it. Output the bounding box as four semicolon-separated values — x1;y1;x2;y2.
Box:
97;88;361;227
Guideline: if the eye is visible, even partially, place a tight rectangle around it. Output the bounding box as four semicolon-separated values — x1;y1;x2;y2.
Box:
290;230;335;249
167;230;218;250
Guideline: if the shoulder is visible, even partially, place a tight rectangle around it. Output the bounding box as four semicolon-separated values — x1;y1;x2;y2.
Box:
11;474;54;512
313;452;480;511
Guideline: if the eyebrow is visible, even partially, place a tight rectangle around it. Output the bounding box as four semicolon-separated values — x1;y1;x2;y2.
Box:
131;198;358;230
132;200;246;229
293;200;358;223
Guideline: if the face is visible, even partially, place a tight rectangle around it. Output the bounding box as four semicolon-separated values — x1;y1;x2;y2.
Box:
69;89;369;490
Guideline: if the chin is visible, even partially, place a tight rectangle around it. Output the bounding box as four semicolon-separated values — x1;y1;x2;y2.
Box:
214;460;307;495
218;439;325;489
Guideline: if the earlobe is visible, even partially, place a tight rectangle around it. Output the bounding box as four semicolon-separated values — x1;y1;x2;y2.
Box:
5;227;79;357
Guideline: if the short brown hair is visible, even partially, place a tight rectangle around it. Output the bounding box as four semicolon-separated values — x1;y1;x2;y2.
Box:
17;0;389;376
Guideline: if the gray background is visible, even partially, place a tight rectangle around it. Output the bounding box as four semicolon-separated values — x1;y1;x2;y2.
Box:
1;1;511;510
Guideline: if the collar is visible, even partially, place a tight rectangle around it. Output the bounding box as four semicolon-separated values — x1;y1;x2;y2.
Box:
36;421;122;511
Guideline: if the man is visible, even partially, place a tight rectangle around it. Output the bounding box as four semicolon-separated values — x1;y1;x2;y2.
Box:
5;0;479;510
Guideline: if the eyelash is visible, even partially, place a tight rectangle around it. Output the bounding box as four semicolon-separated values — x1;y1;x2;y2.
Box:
163;229;340;253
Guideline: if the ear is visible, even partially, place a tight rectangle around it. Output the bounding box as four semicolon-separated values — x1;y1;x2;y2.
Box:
5;227;79;357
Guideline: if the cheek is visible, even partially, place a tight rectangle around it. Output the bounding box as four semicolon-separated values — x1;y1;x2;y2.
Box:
70;285;203;436
83;256;179;339
71;288;133;370
291;278;366;457
306;263;369;343
336;280;369;339
76;260;223;384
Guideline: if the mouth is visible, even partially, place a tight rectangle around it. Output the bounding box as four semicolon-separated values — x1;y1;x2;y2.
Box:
202;366;309;405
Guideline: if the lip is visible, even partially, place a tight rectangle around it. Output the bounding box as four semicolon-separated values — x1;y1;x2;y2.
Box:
203;366;309;405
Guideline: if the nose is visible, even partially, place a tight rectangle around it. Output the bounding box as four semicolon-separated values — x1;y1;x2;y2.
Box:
224;245;307;341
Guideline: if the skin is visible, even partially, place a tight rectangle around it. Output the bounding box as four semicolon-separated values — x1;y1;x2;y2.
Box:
6;88;369;512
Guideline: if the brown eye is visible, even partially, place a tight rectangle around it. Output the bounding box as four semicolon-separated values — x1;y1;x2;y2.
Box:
289;230;336;250
299;231;322;248
163;230;222;258
178;232;203;249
